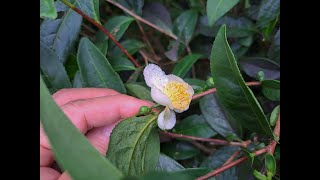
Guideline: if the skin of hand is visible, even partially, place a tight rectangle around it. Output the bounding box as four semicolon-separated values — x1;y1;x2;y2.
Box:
40;88;154;180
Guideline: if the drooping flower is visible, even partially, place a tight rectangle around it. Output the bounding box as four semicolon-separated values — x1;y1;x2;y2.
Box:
143;64;194;130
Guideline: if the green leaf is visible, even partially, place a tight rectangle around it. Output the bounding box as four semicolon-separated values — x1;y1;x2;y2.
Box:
253;170;267;180
161;141;199;160
77;37;126;93
73;71;83;88
155;153;184;172
40;75;123;180
189;0;205;14
268;29;280;64
125;83;152;101
201;146;240;168
200;94;236;137
257;0;280;29
197;15;255;38
137;171;192;180
107;115;160;176
40;42;71;92
173;10;198;43
201;146;240;180
40;2;82;63
257;71;265;82
184;78;207;92
110;57;136;72
172;54;202;78
40;0;57;19
76;0;100;23
173;114;217;138
265;154;276;176
261;80;280;101
95;16;134;56
109;39;145;58
142;2;173;32
239;57;280;80
210;25;273;136
206;0;239;26
65;54;79;80
168;168;211;179
270;105;280;126
116;0;144;15
164;40;183;61
93;0;100;20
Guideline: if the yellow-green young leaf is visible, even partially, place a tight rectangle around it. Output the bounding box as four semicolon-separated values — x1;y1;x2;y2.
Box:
206;0;239;26
125;84;152;101
210;25;273;136
253;170;267;180
265;154;276;175
262;80;280;101
77;37;126;93
270;105;280;126
172;54;202;78
173;10;198;43
40;0;57;19
40;75;123;180
76;0;100;23
95;16;134;56
106;115;160;176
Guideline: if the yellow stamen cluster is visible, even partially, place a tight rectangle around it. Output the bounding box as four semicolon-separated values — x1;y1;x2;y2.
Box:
163;82;191;111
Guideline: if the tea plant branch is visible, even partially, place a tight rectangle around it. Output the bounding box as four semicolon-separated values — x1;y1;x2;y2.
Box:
59;0;141;68
223;150;241;166
196;114;280;180
105;0;178;40
192;81;261;100
162;131;250;148
136;21;160;62
191;141;214;154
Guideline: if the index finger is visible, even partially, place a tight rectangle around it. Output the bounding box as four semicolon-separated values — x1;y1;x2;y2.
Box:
40;94;153;166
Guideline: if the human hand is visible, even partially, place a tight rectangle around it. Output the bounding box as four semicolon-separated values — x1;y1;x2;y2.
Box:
40;88;153;180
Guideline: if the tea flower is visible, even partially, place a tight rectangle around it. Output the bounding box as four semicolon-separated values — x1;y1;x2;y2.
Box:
143;64;194;130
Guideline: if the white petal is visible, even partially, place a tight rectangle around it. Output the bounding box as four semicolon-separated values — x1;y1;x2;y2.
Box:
157;107;176;130
143;64;168;90
151;87;173;108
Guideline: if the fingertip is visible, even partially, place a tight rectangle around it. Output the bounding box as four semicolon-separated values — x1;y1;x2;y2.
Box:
117;94;154;119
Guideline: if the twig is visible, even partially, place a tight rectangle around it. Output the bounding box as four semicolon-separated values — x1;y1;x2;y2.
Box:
191;141;214;154
162;131;249;148
136;21;160;62
196;113;281;180
192;81;261;100
139;50;149;65
223;150;241;166
59;0;141;68
106;0;178;40
81;23;96;34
